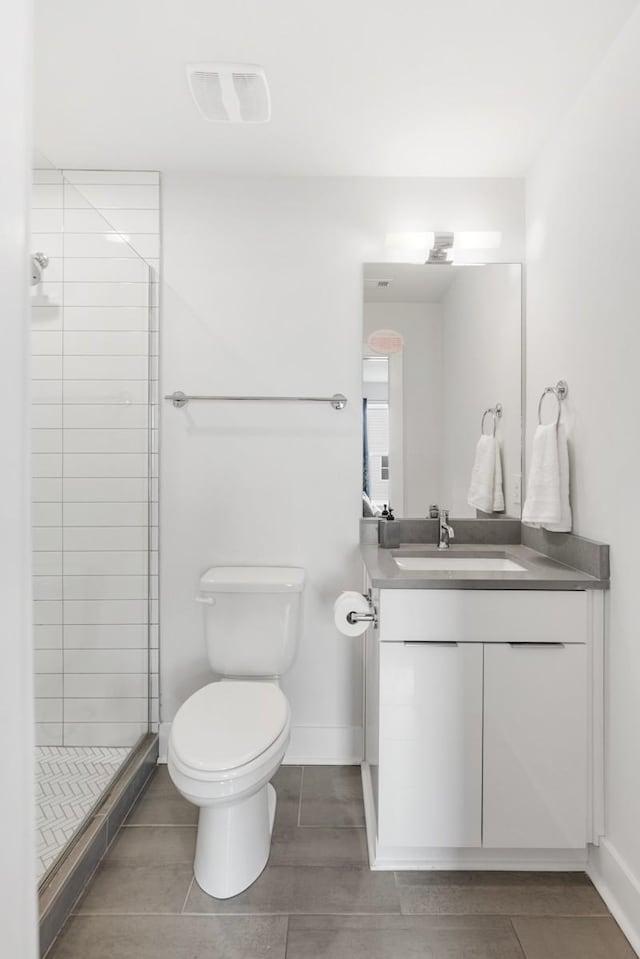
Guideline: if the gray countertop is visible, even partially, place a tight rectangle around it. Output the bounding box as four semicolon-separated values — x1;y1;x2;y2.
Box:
361;542;609;590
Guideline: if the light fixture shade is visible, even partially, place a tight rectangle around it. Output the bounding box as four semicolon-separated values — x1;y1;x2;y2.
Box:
384;232;435;263
367;329;405;355
452;231;502;251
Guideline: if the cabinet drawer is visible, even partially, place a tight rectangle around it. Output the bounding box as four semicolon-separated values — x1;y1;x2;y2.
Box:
379;589;588;644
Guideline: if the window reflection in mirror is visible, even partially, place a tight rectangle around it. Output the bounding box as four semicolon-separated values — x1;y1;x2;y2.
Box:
362;356;389;514
362;263;522;520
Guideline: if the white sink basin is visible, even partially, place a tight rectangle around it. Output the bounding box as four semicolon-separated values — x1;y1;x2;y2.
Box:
392;555;527;572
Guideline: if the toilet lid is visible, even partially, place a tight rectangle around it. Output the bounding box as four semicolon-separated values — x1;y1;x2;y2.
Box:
170;682;289;773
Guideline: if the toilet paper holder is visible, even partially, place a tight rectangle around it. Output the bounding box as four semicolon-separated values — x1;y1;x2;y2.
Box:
346;589;378;629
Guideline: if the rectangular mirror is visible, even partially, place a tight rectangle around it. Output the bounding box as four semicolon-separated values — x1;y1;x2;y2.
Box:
362;263;522;519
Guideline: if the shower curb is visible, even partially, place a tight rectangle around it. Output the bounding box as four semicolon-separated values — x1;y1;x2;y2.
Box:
39;733;159;957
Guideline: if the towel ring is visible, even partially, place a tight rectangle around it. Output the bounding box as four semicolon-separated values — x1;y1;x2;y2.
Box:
481;403;503;437
537;380;568;426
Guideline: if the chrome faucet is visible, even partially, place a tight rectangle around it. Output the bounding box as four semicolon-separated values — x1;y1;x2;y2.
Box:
438;508;455;549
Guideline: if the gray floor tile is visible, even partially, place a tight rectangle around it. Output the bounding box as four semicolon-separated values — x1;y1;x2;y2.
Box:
512;917;637;959
272;765;303;800
396;871;609;917
270;826;368;866
141;764;181;798
299;765;365;827
48;914;288;959
106;825;196;865
287;915;527;959
126;794;198;825
49;763;633;959
73;862;194;914
271;765;302;831
184;864;400;915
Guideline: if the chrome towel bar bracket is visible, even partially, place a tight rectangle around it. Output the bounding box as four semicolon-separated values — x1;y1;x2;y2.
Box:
538;380;568;426
164;390;348;410
481;403;503;437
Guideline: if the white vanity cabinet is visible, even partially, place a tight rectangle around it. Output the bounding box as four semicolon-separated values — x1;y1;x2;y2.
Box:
363;588;604;870
483;642;588;850
379;641;483;849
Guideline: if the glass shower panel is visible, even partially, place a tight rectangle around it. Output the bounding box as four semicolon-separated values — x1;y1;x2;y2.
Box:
31;167;159;880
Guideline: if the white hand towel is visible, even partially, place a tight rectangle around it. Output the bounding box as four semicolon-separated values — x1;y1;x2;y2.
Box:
467;435;505;513
492;438;505;513
522;423;572;532
544;424;571;532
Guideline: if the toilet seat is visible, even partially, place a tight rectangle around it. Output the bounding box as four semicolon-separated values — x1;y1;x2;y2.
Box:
170;681;289;779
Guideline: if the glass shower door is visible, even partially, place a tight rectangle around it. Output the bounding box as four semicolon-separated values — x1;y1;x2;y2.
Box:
31;166;159;881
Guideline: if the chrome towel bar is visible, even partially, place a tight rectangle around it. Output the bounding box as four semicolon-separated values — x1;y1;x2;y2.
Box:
164;390;348;410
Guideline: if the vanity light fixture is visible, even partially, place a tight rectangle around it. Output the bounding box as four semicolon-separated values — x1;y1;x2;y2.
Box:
427;232;454;263
385;231;502;263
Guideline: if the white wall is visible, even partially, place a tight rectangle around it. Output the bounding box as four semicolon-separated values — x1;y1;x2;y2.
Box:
441;266;522;517
526;7;640;948
160;175;524;761
364;302;443;516
0;0;38;955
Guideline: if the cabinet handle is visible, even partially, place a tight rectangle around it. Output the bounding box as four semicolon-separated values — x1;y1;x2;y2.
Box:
509;642;565;649
403;641;459;647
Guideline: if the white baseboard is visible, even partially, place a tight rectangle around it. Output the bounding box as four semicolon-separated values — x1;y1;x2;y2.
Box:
588;839;640;956
157;722;363;766
283;725;362;765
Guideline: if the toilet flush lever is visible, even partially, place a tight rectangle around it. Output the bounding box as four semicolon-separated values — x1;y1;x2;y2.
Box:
195;594;215;605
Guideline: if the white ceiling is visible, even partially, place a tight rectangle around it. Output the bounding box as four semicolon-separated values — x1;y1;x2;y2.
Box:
34;0;638;176
364;263;457;303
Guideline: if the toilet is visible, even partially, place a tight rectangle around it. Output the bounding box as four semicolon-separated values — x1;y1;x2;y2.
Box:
168;566;305;899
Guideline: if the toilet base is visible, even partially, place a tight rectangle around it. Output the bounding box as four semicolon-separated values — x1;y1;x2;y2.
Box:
194;782;277;899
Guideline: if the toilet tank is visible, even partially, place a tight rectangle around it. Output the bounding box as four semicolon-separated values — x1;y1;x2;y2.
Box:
198;566;305;678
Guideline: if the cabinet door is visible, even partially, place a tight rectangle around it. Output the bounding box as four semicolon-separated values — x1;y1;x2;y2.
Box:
483;643;588;849
378;642;483;848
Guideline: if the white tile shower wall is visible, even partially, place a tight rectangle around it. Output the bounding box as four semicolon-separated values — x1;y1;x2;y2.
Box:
31;169;160;747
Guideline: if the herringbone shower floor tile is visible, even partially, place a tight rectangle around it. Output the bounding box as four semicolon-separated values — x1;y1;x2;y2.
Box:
36;746;130;879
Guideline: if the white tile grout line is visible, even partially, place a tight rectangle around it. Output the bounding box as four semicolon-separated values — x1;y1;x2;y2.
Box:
297;766;305;827
180;876;195;915
74;911;404;918
121;824;197;828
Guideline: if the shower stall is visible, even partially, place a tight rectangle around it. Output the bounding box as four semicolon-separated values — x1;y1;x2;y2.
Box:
30;167;160;881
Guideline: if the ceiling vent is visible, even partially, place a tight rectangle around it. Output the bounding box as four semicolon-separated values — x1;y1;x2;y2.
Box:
364;278;393;289
186;63;271;123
